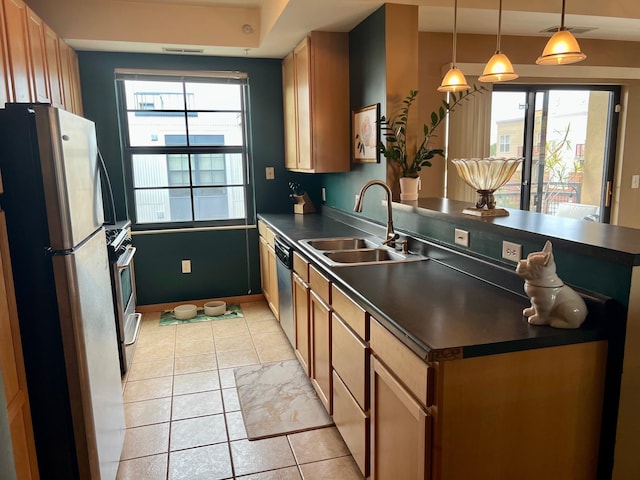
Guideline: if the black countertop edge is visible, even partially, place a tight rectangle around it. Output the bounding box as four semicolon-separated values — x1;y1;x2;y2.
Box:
393;198;640;267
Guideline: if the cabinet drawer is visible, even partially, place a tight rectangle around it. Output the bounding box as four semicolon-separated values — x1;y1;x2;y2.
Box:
257;219;267;237
332;313;368;410
257;220;276;247
332;370;369;477
309;264;330;305
293;251;309;282
370;317;431;407
331;284;368;340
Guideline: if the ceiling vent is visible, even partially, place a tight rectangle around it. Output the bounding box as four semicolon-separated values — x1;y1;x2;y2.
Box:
540;26;597;35
162;47;205;54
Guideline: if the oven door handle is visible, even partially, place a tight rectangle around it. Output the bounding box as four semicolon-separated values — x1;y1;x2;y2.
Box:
117;246;136;270
124;313;142;346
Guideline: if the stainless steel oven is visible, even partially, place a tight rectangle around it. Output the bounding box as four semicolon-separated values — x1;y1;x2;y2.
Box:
106;222;141;375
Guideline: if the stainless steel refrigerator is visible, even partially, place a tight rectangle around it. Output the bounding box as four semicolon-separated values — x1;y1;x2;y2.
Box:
0;104;125;479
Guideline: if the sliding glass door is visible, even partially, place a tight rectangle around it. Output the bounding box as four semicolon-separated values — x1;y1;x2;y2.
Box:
490;85;620;223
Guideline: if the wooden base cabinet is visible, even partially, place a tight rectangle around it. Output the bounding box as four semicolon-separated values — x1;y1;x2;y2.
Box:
310;289;331;413
371;356;430;480
293;271;310;375
257;220;278;319
333;370;369;476
431;341;607;480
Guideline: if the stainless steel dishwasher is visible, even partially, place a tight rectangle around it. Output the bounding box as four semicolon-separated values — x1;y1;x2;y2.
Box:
274;235;295;347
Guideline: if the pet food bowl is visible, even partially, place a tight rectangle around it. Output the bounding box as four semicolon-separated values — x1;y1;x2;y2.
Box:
204;301;226;316
174;304;197;320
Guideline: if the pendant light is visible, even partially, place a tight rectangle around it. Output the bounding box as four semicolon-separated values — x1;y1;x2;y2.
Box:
479;0;518;82
438;0;470;93
536;0;586;65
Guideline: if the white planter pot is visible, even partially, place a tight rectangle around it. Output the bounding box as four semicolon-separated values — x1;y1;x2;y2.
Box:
399;177;421;201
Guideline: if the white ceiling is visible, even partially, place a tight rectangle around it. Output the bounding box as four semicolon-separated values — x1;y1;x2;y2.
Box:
67;0;640;58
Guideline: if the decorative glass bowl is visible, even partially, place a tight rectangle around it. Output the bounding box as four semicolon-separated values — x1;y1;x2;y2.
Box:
451;157;523;216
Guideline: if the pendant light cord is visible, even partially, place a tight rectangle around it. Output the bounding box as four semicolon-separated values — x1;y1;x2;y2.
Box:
560;0;566;29
496;0;503;52
452;0;458;65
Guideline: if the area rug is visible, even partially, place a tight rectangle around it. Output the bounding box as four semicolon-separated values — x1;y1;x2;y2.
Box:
235;359;333;440
159;303;243;326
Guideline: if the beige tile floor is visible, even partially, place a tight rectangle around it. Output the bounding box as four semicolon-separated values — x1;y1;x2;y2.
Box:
117;300;364;480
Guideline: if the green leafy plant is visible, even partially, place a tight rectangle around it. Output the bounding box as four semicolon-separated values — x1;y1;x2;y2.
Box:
379;86;486;178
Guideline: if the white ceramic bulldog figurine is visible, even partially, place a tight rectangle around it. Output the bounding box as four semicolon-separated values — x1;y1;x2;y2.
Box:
515;240;587;329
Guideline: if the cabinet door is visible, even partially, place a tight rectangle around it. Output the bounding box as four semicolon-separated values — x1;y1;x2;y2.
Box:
282;51;298;170
3;0;32;102
258;236;270;304
293;37;311;170
267;243;278;319
310;289;331;413
371;357;430;480
25;7;49;103
293;272;310;375
68;47;82;115
333;370;369;477
44;25;63;108
0;211;39;479
59;40;82;114
332;313;368;410
0;1;11;106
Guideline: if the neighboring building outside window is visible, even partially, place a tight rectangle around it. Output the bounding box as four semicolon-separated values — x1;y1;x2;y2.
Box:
115;71;252;228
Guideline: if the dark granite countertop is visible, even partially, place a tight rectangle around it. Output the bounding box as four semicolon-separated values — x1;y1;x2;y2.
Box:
396;198;640;266
258;212;606;361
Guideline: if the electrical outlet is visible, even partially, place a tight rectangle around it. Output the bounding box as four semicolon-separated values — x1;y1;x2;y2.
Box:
181;259;191;274
265;167;275;180
632;174;639;189
454;228;469;247
502;241;522;262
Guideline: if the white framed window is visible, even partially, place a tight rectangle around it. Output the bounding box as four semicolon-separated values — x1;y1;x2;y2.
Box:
115;71;253;228
499;134;511;153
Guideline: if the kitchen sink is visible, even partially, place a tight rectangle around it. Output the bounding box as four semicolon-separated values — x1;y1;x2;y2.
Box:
323;248;400;263
300;236;427;267
303;237;377;251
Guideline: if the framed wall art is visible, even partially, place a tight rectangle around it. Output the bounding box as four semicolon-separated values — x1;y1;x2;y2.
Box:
352;103;380;163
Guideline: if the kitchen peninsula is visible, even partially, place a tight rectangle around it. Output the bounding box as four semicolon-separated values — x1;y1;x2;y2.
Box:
257;198;634;479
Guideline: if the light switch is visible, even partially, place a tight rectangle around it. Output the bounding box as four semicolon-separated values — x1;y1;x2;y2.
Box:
632;175;639;189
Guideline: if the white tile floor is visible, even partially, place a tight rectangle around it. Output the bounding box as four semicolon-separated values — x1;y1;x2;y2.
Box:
117;300;364;480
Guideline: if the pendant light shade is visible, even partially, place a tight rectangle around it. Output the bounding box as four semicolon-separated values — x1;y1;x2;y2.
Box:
479;53;518;82
438;67;470;92
479;0;518;82
536;0;586;65
438;0;470;93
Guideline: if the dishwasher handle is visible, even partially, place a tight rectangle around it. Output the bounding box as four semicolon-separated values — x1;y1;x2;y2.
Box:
274;236;293;269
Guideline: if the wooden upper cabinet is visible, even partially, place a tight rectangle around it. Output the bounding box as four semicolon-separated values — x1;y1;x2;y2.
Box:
283;32;350;173
0;0;11;106
282;51;297;170
3;0;32;103
44;25;63;108
58;40;82;115
25;7;49;104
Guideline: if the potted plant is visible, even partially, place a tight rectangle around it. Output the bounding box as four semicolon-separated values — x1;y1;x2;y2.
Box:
379;86;486;199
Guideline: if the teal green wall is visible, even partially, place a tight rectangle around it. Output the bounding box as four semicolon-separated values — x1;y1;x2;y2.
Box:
322;6;388;221
78;51;319;305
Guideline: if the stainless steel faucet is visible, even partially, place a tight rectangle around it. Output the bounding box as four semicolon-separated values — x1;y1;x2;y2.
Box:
354;180;399;247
